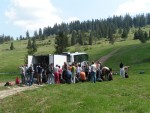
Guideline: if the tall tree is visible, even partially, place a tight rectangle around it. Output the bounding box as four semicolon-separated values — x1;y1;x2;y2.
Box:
135;28;148;43
10;42;15;50
27;39;32;49
39;28;44;40
19;35;23;40
121;28;128;40
32;37;37;52
89;31;93;45
55;32;68;54
71;30;77;46
108;27;114;44
26;30;30;39
78;31;83;45
34;30;38;39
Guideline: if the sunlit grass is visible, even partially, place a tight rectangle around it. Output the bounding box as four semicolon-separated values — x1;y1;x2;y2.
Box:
0;29;150;112
0;73;150;113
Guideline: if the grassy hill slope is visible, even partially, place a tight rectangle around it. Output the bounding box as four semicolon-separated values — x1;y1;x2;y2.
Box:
1;30;150;112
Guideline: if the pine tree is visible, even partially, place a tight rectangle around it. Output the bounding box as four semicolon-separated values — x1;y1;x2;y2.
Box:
137;28;147;43
10;42;15;50
121;28;128;40
118;28;122;34
71;30;76;45
34;30;38;39
26;30;30;39
27;39;32;49
89;32;93;45
32;37;37;52
39;28;44;40
78;31;83;45
134;31;139;40
108;27;114;44
144;32;148;41
55;32;68;54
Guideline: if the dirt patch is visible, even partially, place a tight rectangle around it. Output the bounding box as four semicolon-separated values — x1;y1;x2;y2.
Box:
0;83;42;99
97;48;120;64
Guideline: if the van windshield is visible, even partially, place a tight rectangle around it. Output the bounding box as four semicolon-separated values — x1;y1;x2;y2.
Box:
74;54;88;63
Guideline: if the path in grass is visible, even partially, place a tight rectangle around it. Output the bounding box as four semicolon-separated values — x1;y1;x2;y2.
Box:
0;84;41;99
97;48;121;64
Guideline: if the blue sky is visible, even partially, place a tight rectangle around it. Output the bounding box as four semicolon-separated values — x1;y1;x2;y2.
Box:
0;0;150;39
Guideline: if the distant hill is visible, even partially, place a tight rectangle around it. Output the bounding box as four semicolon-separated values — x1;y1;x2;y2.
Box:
0;13;150;73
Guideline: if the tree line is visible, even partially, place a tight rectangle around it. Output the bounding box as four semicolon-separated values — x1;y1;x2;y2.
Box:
24;13;150;54
0;35;13;44
27;13;150;44
1;13;150;44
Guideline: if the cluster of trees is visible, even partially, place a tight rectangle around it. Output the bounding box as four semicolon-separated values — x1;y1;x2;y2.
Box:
42;13;150;36
27;38;37;55
36;13;150;46
18;13;150;42
3;13;150;53
18;28;45;41
0;35;15;50
0;35;13;44
24;38;37;64
134;28;150;43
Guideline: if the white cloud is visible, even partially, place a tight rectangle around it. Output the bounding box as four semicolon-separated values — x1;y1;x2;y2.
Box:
115;0;150;16
66;17;79;23
5;0;63;35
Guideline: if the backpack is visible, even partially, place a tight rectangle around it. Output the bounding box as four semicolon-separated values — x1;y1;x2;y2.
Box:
27;67;33;73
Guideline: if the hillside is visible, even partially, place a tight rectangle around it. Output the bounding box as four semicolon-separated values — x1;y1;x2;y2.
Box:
1;30;150;112
0;26;149;74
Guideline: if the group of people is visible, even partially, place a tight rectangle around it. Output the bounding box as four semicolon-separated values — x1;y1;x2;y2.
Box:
47;61;113;84
18;64;34;86
18;61;114;86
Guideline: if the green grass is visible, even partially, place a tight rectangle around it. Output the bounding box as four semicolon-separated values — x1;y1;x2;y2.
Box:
1;27;150;112
0;74;19;82
0;74;150;113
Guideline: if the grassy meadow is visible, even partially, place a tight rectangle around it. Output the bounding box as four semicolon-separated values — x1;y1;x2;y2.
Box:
0;74;150;113
1;27;150;112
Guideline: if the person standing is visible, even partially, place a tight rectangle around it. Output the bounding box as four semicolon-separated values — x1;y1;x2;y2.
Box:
19;65;25;84
120;62;125;78
47;63;54;84
91;61;97;83
54;65;60;84
28;64;34;86
58;66;62;80
96;61;103;81
76;64;82;80
24;64;28;84
36;64;43;85
71;63;76;83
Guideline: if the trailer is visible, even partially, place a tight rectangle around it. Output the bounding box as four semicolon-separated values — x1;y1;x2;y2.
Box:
28;52;88;68
28;54;67;68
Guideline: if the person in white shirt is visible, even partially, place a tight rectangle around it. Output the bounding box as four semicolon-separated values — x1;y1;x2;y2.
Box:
19;65;25;84
91;61;97;83
76;64;82;80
